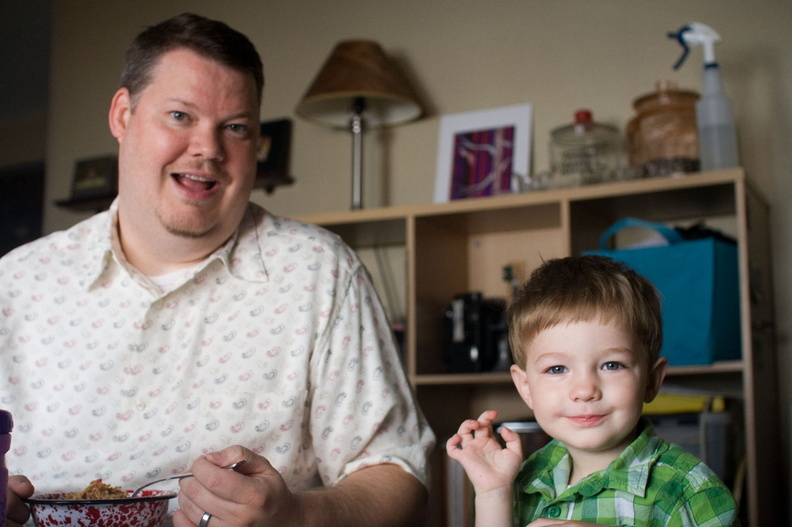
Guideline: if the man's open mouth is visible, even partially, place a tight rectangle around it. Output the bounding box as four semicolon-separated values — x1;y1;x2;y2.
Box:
172;173;219;192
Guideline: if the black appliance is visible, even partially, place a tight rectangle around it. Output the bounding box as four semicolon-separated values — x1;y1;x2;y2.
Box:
444;292;510;373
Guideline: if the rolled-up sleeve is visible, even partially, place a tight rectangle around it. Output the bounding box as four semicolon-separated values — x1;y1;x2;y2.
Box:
308;264;435;488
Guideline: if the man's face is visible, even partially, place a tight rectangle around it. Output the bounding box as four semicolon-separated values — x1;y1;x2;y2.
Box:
109;48;260;252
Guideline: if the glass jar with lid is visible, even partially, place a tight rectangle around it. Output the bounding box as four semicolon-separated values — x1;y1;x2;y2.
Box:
549;109;622;188
626;81;700;177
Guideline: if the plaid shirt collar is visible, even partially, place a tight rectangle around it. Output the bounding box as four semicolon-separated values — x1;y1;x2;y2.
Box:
522;417;661;501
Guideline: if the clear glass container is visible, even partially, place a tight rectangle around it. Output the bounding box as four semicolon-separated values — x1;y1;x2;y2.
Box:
550;110;622;188
626;81;700;177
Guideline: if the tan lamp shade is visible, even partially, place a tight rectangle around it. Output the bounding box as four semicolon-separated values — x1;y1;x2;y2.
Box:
296;40;422;128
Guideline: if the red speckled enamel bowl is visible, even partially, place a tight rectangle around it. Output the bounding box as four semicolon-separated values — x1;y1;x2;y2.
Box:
26;490;176;527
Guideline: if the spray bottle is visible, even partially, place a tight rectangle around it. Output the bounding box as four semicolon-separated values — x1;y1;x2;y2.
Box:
668;22;739;171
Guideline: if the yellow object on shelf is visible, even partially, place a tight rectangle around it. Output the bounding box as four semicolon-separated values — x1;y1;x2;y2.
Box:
644;393;725;414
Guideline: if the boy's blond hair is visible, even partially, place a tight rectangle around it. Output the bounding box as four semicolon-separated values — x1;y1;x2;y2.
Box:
507;255;663;368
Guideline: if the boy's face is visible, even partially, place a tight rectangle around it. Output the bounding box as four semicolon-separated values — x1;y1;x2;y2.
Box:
510;319;667;468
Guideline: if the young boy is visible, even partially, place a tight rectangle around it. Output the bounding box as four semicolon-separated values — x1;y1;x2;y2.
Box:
446;255;738;526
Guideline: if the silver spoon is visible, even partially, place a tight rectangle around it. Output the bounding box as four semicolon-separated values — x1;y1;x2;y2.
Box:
130;460;245;497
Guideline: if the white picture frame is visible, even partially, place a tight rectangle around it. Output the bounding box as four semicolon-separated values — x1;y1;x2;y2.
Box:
434;103;532;203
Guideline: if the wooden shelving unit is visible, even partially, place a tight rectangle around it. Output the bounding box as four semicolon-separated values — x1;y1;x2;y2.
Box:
297;168;782;526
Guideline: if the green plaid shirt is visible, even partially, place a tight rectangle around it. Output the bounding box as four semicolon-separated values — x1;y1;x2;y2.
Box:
514;418;738;526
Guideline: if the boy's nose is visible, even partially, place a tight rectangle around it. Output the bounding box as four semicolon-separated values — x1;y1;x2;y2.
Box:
570;372;601;402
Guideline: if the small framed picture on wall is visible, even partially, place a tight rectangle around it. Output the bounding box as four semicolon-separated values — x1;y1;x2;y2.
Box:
256;118;294;194
434;103;532;203
70;155;118;200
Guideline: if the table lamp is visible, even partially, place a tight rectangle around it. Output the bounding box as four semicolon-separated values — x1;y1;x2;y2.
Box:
296;40;422;209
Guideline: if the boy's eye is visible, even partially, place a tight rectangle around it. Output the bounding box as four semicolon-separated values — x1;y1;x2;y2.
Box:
602;361;622;371
547;365;567;374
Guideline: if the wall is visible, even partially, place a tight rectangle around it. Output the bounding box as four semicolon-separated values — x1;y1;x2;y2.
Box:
0;0;50;169
0;113;48;167
46;0;792;514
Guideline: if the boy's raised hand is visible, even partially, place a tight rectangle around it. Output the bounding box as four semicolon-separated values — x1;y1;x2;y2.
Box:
446;410;524;494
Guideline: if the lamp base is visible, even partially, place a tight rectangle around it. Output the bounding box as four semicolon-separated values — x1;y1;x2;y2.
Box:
350;97;365;210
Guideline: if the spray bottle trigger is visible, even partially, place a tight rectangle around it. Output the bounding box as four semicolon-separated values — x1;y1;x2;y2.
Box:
668;25;693;70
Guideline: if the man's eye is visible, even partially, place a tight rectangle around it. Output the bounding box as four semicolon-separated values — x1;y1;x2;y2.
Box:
602;362;622;371
170;111;188;121
227;123;249;135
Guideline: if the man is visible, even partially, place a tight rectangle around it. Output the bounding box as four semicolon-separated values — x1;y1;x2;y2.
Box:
2;13;434;527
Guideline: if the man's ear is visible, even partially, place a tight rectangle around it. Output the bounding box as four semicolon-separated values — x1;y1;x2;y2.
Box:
644;356;668;403
108;87;132;142
510;364;534;410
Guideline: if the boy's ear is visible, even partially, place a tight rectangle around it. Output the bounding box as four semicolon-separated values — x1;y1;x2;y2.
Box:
510;364;534;410
644;356;668;403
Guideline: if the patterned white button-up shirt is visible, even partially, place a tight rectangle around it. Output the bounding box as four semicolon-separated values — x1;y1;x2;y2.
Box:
0;201;434;497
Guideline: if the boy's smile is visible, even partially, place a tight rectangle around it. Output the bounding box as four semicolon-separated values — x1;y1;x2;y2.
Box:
511;319;666;478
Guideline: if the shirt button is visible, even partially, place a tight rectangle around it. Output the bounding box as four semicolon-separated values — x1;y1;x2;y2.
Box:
547;505;561;518
136;400;147;411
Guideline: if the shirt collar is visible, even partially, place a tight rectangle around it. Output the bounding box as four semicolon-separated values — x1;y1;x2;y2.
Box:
78;200;117;290
595;418;661;496
81;200;269;291
218;203;270;283
522;417;661;500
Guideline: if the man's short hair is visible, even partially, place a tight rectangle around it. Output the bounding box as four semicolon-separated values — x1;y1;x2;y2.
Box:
507;255;663;367
120;12;264;107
